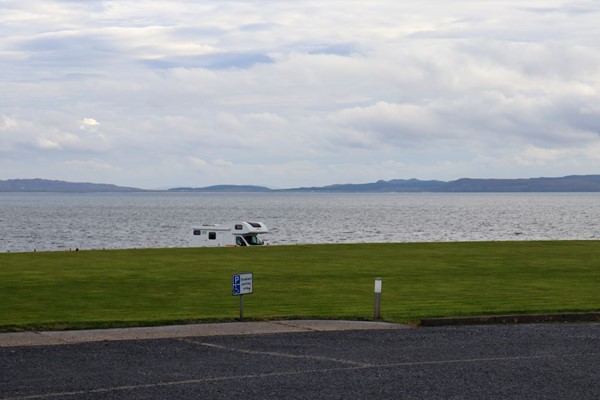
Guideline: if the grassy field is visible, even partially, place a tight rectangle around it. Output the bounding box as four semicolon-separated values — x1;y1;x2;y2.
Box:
1;241;599;331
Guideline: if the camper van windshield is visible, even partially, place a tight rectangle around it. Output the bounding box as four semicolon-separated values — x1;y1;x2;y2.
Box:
245;235;263;245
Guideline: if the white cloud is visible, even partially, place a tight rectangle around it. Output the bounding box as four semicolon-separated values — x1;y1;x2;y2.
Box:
36;137;61;150
186;156;208;168
515;146;571;166
0;116;18;130
80;117;100;130
515;144;600;167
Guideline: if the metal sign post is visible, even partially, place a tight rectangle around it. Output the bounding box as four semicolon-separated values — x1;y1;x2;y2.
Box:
238;294;244;320
232;273;253;321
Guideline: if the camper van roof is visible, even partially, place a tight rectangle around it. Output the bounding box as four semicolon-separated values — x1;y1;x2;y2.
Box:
193;221;268;233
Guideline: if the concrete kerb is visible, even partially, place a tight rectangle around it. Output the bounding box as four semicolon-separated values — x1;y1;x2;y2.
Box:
0;320;409;348
3;313;599;348
420;312;600;327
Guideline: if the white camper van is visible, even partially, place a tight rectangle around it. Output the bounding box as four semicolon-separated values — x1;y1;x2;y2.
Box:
190;221;268;247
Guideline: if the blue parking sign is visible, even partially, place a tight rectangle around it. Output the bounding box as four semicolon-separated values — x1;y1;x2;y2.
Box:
232;273;253;296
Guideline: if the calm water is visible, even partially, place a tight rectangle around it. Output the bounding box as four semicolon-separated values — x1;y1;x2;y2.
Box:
1;192;599;252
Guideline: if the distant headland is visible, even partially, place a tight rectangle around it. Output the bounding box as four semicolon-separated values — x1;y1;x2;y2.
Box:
2;175;600;193
0;179;144;193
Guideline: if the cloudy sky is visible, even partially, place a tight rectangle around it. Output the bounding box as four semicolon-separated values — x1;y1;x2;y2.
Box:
1;1;599;189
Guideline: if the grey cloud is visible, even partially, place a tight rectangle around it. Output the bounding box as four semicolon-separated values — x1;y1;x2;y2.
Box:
520;5;600;15
19;35;119;67
327;102;440;148
323;81;600;154
240;22;279;32
2;0;600;187
546;98;600;138
308;42;358;56
141;52;274;70
60;72;109;81
201;53;274;70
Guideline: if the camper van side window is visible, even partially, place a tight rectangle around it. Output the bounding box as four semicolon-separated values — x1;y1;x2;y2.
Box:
193;230;201;235
208;232;217;240
235;224;243;230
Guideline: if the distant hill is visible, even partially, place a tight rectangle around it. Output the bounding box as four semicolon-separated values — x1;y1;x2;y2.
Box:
4;175;600;193
0;179;145;192
443;176;600;192
168;175;600;192
287;175;600;192
288;178;446;192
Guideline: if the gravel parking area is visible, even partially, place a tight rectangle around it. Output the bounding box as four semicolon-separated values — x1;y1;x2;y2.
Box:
1;323;599;399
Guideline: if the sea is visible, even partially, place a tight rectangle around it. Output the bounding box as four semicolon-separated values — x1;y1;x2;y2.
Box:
1;192;599;252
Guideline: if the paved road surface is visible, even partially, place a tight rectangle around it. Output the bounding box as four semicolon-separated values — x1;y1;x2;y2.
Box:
1;323;599;399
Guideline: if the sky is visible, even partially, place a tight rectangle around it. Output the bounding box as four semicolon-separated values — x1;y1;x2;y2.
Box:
1;1;599;189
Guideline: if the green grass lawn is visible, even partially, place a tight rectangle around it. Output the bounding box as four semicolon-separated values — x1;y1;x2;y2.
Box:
1;241;599;331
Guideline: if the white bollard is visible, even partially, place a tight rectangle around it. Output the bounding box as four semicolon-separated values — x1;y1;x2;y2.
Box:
374;277;382;320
